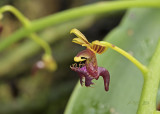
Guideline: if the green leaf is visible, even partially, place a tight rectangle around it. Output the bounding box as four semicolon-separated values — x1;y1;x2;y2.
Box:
65;8;160;114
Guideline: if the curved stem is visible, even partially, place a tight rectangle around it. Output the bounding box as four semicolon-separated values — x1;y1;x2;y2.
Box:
0;5;30;27
29;34;52;55
0;5;52;55
1;1;160;52
101;41;148;75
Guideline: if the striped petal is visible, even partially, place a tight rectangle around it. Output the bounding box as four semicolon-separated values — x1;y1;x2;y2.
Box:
91;40;107;54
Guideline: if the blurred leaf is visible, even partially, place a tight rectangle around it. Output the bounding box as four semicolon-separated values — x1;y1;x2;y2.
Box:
65;8;160;114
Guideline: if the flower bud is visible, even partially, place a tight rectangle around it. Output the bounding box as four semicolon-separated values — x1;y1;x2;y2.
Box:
42;54;57;71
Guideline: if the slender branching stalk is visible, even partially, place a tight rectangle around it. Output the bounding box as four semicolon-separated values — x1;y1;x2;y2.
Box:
0;5;56;71
0;5;52;55
101;41;148;75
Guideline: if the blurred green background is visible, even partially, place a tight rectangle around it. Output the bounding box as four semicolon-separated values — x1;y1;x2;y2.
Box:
0;0;124;114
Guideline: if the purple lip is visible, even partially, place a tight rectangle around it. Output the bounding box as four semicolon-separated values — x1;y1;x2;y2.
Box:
71;49;110;91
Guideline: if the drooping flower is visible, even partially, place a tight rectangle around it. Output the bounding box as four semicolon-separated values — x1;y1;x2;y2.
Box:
70;28;110;91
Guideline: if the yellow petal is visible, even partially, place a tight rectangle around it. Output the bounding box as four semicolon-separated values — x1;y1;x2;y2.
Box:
91;40;108;54
72;38;87;45
70;28;90;45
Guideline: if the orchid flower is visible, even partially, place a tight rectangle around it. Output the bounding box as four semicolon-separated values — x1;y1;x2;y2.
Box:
70;28;110;91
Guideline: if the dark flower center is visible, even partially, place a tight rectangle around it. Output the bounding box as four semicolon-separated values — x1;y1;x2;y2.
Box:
71;59;86;69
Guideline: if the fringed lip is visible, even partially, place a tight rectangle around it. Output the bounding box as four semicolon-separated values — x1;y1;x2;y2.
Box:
70;61;86;69
70;29;110;92
70;50;110;91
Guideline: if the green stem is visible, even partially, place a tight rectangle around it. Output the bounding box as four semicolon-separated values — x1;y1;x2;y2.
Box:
0;5;52;55
1;1;160;52
137;39;160;114
101;41;148;75
29;33;51;55
0;5;30;27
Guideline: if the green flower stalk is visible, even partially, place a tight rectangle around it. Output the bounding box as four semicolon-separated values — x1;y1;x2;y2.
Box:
100;41;148;75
